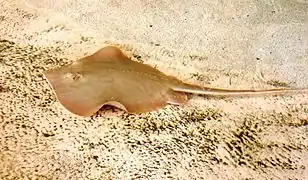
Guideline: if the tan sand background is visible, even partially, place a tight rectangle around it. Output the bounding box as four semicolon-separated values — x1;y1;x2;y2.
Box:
1;0;308;179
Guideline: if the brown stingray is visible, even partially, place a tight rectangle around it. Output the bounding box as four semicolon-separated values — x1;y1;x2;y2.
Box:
43;46;308;117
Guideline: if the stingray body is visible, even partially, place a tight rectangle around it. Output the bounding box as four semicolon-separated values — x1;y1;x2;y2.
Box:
44;46;307;117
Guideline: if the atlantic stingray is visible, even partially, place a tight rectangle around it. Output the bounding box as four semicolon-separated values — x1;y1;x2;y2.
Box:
43;46;307;117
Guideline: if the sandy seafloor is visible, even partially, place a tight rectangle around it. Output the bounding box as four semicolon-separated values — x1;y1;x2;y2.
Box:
0;0;308;179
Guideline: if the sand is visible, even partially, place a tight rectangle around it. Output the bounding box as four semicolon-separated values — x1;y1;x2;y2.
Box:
0;0;307;179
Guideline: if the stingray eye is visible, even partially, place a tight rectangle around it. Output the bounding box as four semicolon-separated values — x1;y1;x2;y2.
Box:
64;72;83;81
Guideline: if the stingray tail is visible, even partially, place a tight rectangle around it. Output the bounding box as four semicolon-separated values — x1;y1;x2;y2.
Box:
172;82;307;96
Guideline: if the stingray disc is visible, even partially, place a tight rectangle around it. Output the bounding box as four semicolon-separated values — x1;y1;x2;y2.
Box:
44;46;187;116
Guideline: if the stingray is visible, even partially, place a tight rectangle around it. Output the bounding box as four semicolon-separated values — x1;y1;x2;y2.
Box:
43;46;308;117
